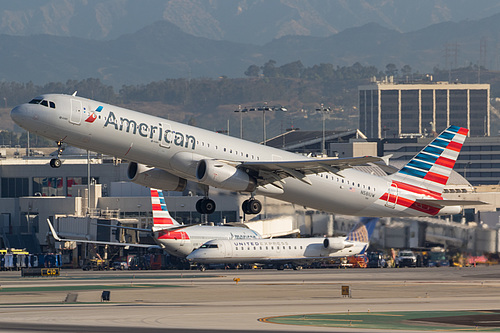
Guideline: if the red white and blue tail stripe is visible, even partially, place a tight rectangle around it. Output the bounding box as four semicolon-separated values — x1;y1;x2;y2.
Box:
389;125;468;195
151;188;179;231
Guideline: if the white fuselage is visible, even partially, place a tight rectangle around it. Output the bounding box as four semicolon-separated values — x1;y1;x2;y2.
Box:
155;225;261;257
11;94;460;217
185;238;366;264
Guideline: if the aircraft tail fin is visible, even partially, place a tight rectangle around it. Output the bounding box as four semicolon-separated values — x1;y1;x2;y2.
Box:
389;125;468;195
151;188;180;231
345;217;378;244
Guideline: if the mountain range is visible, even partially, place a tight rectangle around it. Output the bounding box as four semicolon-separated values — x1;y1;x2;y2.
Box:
3;0;500;44
2;2;500;87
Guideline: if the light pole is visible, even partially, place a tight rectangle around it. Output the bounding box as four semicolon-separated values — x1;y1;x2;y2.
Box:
315;104;331;155
247;103;287;145
233;105;247;139
464;161;472;179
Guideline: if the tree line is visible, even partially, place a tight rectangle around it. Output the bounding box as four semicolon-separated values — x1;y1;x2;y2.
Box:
1;61;498;146
1;62;408;108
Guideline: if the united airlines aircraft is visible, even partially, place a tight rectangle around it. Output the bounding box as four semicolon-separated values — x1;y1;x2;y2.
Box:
186;217;378;270
48;188;262;257
11;93;484;217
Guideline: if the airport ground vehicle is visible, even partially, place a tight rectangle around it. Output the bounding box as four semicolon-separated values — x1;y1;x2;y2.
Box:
82;259;108;271
395;250;417;268
367;252;388;268
112;261;129;270
427;247;450;267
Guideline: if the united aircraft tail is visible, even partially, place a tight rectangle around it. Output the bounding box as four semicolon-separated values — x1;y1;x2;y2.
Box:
151;188;180;232
389;125;468;195
345;217;378;250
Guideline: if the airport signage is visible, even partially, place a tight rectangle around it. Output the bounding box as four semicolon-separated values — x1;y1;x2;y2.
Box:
21;268;60;277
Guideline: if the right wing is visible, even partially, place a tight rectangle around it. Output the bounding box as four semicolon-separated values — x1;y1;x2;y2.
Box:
241;156;382;186
47;219;160;249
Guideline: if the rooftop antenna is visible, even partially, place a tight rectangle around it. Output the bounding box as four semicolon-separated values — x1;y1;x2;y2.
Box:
72;91;77;96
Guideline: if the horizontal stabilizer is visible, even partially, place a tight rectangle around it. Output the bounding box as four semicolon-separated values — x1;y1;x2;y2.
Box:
415;199;489;208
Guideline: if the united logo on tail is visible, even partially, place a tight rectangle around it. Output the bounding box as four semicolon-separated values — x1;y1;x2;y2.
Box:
345;217;378;243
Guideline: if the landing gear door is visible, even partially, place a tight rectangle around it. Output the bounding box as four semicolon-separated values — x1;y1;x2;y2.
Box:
70;99;82;125
159;122;171;148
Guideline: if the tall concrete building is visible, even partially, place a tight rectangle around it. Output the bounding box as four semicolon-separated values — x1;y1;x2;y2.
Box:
359;80;490;139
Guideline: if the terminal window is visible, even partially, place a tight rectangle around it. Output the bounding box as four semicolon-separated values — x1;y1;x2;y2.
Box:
66;177;99;197
33;177;63;196
1;177;29;198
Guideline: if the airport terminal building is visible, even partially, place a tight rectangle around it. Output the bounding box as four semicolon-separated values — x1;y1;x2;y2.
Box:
358;79;490;139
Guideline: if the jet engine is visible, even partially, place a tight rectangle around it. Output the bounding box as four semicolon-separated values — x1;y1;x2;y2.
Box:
196;159;256;192
322;238;349;252
127;162;187;192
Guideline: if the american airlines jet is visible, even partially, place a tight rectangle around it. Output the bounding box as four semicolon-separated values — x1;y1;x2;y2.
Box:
48;189;262;257
11;93;484;217
186;217;378;270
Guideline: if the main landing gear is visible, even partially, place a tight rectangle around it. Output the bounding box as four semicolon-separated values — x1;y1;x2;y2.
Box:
194;187;262;215
242;198;262;215
50;140;64;168
196;198;216;215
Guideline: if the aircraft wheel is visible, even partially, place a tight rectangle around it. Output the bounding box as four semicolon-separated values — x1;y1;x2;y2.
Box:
247;199;262;214
198;198;216;215
242;199;250;214
196;199;204;214
50;158;62;168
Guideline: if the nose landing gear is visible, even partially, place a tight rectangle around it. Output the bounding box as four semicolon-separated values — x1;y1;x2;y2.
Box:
50;140;64;168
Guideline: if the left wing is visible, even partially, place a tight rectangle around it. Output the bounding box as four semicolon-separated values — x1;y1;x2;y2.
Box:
241;156;382;186
47;219;160;249
416;199;489;208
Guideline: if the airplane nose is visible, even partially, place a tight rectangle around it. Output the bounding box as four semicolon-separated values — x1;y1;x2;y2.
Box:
10;105;26;125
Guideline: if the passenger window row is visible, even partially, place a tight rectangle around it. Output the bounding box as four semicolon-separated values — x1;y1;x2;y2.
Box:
318;173;375;192
194;140;260;160
235;245;303;251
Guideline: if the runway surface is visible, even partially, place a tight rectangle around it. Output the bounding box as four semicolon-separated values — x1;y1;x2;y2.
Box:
0;266;500;332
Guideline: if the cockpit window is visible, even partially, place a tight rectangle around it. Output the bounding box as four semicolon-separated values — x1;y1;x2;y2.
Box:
29;99;55;108
200;244;218;249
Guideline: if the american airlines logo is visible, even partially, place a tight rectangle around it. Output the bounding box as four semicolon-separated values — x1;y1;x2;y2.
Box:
104;111;196;150
85;106;103;123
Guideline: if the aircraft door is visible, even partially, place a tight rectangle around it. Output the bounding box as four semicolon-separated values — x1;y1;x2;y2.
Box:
385;183;398;208
221;242;232;258
70;99;82;125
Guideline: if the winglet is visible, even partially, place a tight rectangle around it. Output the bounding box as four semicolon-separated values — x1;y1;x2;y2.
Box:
381;154;393;166
47;219;63;242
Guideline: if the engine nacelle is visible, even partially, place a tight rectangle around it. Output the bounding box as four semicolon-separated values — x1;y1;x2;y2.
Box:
196;159;256;192
323;238;347;252
127;162;187;192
